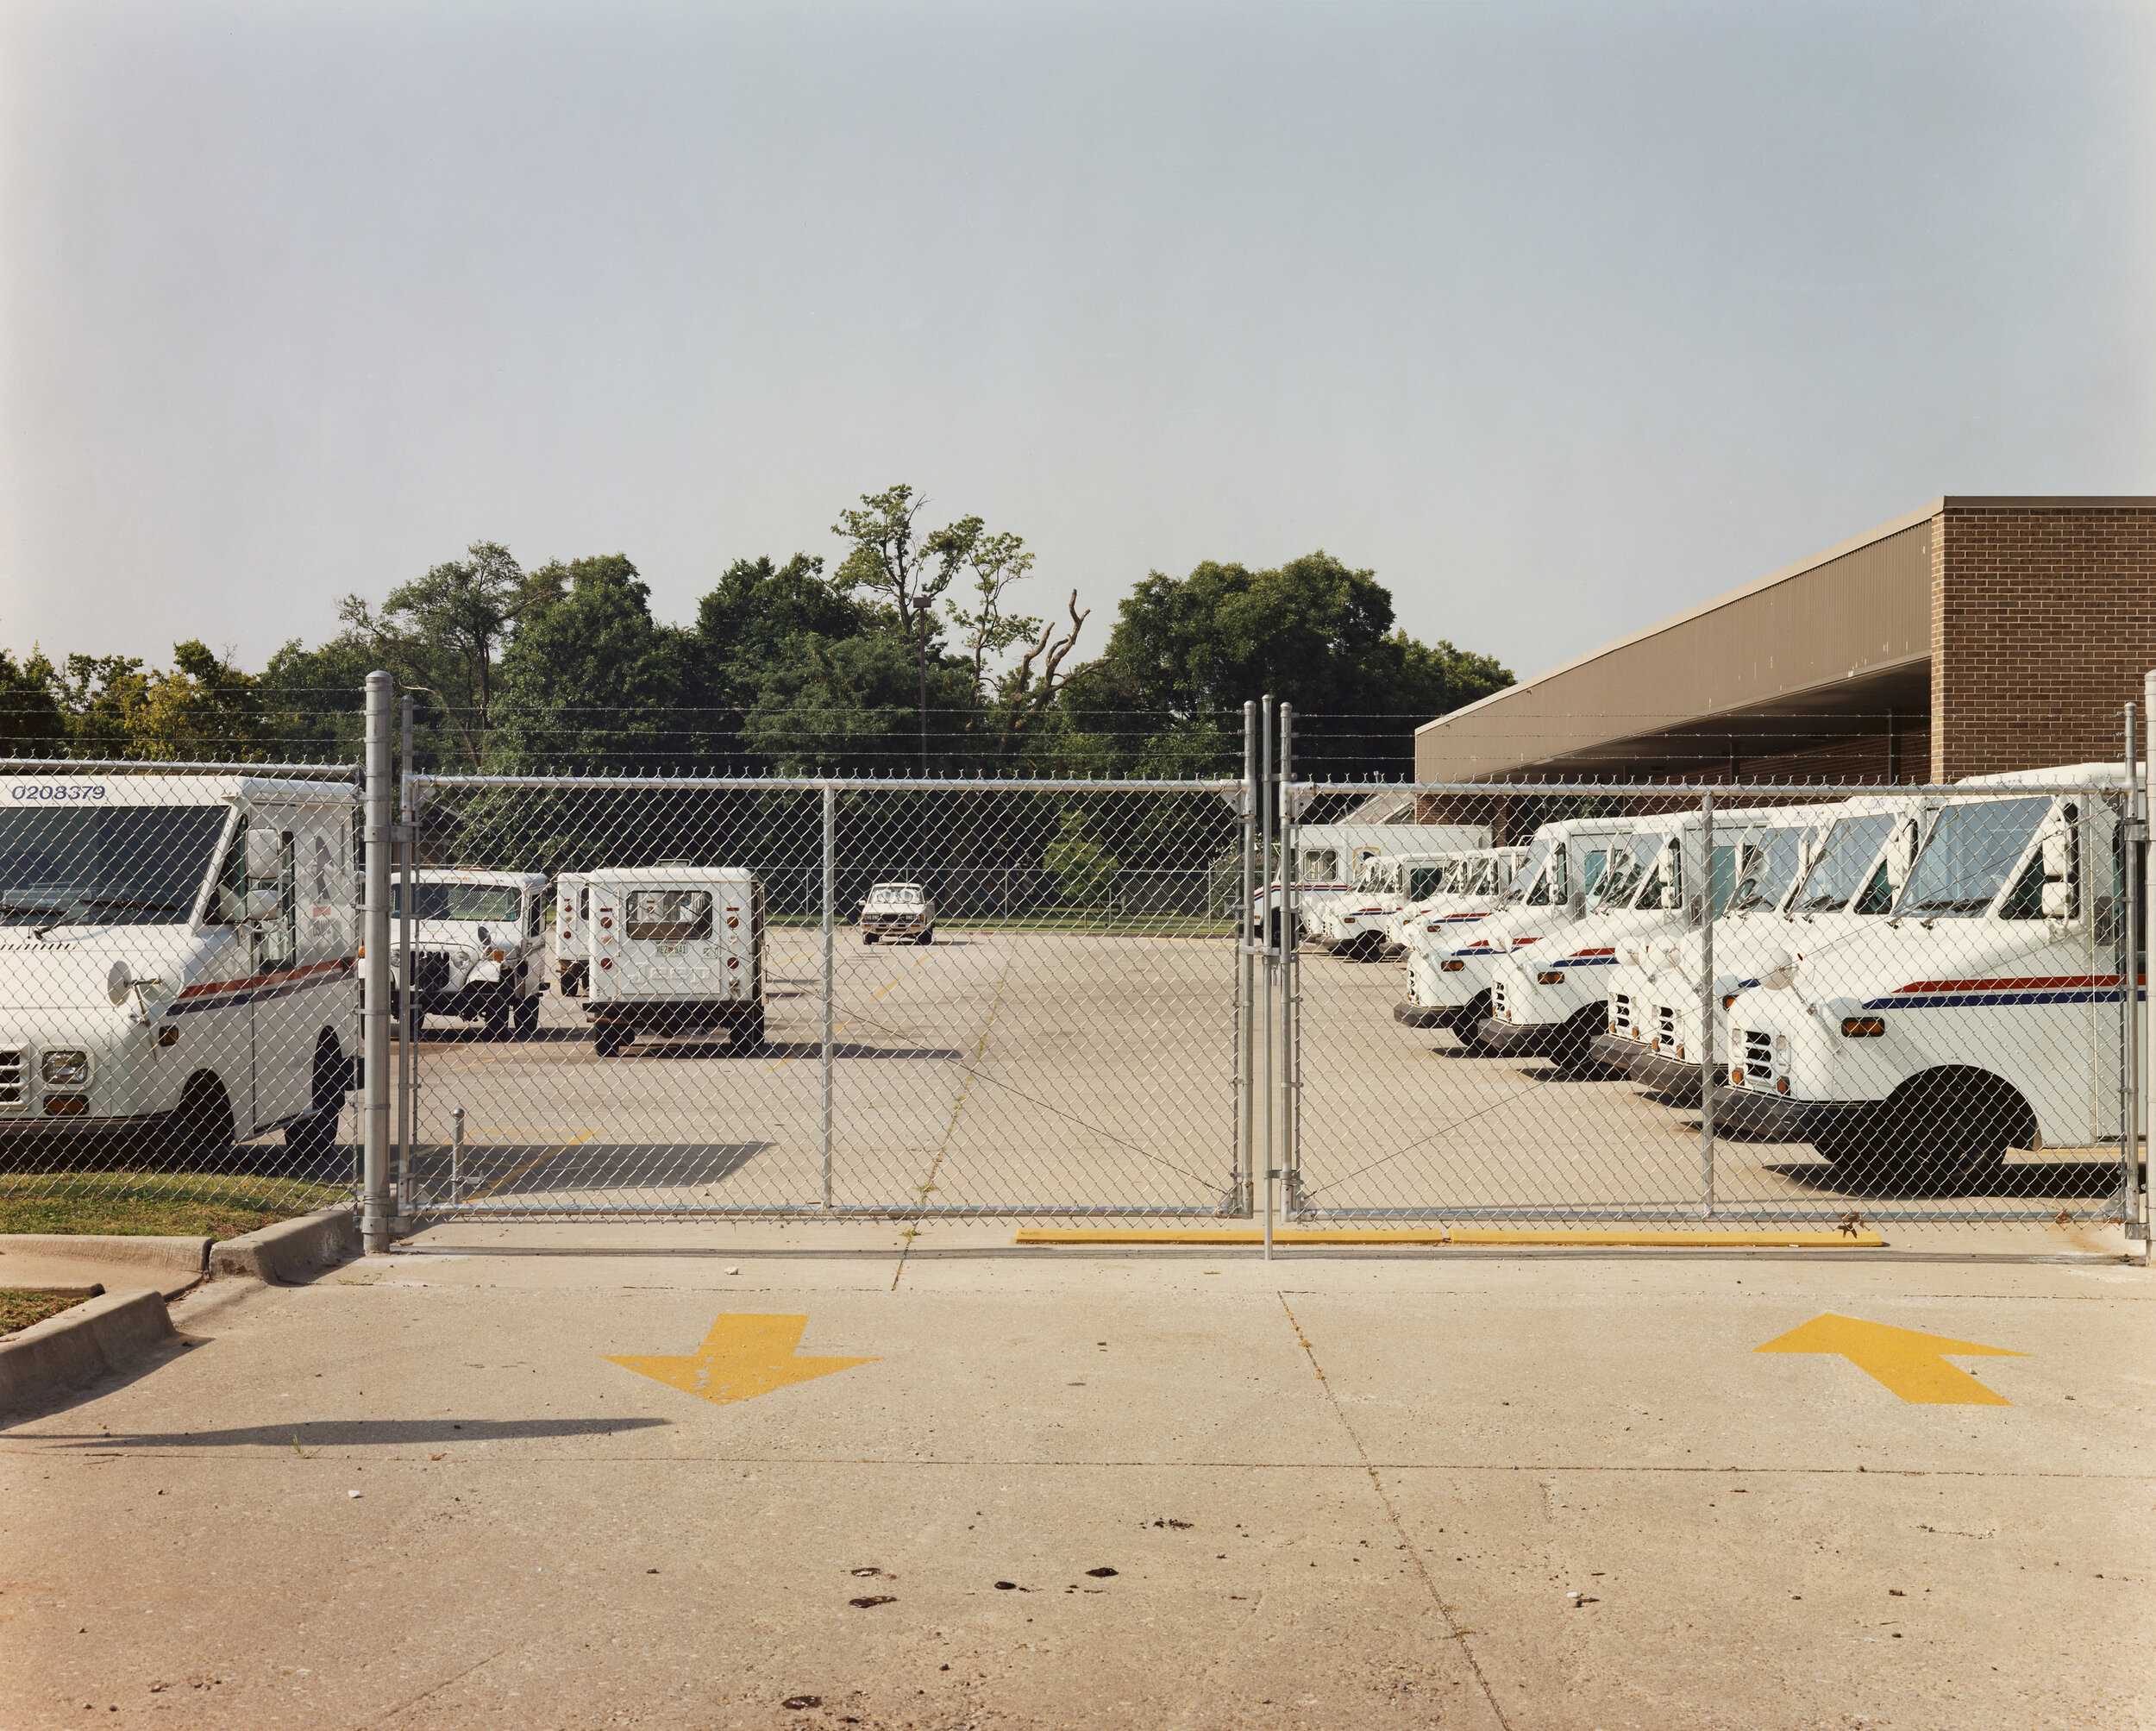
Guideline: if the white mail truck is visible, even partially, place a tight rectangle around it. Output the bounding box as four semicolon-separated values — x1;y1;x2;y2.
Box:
1480;804;1829;1067
0;773;355;1166
1714;764;2140;1184
1392;815;1637;1051
583;866;766;1057
553;872;590;997
390;869;551;1038
1590;794;1931;1100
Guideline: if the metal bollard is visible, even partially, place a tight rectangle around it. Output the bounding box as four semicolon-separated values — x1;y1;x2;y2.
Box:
451;1106;466;1205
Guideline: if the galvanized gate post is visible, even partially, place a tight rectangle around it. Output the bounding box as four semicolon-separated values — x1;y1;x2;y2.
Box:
1238;701;1257;1216
1279;701;1300;1225
2122;703;2140;1241
2130;672;2147;1258
1260;695;1276;1260
397;694;415;1217
1699;789;1717;1218
821;781;836;1208
360;672;394;1255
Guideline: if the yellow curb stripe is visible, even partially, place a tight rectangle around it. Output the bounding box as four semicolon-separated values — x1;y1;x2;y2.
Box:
1013;1226;1886;1248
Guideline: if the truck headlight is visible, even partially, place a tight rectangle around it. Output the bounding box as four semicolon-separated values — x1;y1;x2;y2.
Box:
41;1049;90;1086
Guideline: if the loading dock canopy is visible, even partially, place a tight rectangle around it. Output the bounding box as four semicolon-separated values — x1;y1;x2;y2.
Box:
1416;502;1936;784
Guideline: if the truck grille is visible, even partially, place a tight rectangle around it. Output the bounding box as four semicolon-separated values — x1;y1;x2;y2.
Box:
1611;992;1635;1036
1654;1005;1677;1048
1490;981;1510;1018
1741;1029;1773;1081
410;953;451;994
0;1049;19;1108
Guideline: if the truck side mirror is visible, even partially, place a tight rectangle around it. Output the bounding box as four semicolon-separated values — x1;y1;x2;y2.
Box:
245;887;282;923
2040;805;2079;918
1566;889;1586;919
246;829;283;882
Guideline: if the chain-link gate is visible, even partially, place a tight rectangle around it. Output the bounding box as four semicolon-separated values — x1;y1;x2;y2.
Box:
1281;747;2149;1227
1;686;2149;1248
385;763;1260;1221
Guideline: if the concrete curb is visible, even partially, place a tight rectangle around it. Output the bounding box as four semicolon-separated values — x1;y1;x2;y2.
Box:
0;1289;175;1414
0;1235;210;1276
208;1206;360;1284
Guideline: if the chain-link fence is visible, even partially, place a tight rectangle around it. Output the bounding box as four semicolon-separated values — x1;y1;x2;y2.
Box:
1;705;2148;1238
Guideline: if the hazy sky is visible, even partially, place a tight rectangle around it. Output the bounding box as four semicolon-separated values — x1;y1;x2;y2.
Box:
3;0;2150;688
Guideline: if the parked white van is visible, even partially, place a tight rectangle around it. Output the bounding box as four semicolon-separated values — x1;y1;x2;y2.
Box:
1714;764;2139;1183
0;774;356;1165
1590;795;1931;1099
1258;821;1489;943
1382;846;1529;955
553;872;589;997
391;869;550;1038
1480;805;1829;1067
1393;815;1637;1050
584;866;765;1057
1314;851;1466;961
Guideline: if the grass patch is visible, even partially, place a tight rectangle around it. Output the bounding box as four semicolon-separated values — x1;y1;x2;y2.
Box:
0;1289;86;1334
0;1172;346;1241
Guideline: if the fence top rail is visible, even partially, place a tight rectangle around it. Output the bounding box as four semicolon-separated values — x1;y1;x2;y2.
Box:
406;772;1244;794
0;756;358;778
1295;777;2124;798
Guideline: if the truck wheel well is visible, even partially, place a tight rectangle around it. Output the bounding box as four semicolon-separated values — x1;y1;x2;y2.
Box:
1884;1065;2038;1161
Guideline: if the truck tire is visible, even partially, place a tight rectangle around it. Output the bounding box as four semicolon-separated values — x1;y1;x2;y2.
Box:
916;928;933;945
1451;992;1496;1057
732;1007;766;1051
484;997;512;1041
862;931;879;944
1876;1069;2033;1192
283;1034;347;1167
160;1073;234;1172
593;1022;630;1058
513;995;542;1038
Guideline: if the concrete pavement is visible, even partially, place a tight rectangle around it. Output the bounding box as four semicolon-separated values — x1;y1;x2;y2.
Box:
1;1220;2149;1728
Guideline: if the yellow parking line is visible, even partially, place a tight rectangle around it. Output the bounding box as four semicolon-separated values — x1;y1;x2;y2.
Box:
1014;1226;1886;1248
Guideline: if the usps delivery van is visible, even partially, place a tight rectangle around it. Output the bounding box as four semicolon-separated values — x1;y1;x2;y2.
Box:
583;866;765;1057
1714;764;2140;1184
0;773;355;1165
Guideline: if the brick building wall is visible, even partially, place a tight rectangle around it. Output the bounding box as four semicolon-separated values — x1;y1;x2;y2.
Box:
1932;503;2156;781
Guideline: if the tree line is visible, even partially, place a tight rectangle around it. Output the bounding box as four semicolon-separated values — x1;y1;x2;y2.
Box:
0;484;1511;781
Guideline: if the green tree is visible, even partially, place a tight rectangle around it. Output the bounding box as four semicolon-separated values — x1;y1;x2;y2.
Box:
1087;551;1511;777
1043;810;1120;906
0;646;64;758
342;539;530;766
832;485;953;773
491;555;697;771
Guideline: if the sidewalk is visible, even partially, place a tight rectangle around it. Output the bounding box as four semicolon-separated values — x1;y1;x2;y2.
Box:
1;1219;2148;1729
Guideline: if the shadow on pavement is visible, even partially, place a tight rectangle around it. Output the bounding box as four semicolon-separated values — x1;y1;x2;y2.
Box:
41;1417;673;1449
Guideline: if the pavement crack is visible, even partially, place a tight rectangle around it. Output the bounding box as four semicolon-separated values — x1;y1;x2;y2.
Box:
893;944;1012;1291
1277;1292;1513;1731
362;1645;510;1725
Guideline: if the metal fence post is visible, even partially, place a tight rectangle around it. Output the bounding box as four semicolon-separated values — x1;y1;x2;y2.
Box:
2122;703;2140;1239
821;781;836;1208
2130;668;2147;1267
397;694;414;1217
360;672;393;1255
1280;701;1299;1224
1260;694;1275;1261
1238;700;1257;1217
1698;788;1716;1218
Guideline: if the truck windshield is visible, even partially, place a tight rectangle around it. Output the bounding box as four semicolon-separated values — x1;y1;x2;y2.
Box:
1594;835;1664;910
1783;812;1894;913
1406;865;1446;900
393;882;523;922
0;805;226;928
1896;796;2052;918
1506;837;1558;906
1727;825;1812;913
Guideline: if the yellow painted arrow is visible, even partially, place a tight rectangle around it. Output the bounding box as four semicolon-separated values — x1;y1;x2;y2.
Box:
1753;1313;2027;1405
606;1314;877;1407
